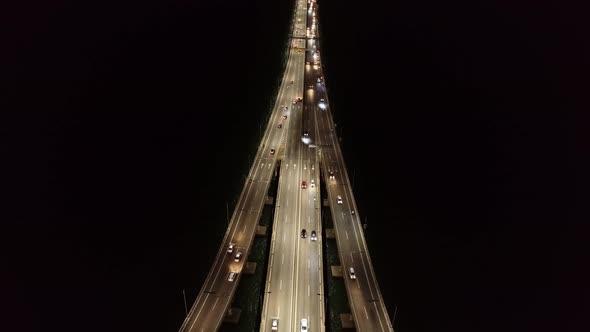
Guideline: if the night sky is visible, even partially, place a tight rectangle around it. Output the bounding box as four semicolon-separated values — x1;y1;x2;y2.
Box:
3;0;588;332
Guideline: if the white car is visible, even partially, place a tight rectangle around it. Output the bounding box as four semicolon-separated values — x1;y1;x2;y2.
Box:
337;195;342;204
228;271;237;282
311;230;317;241
227;243;235;254
234;252;242;262
310;179;315;188
301;318;308;331
329;170;335;179
348;267;356;279
271;318;279;330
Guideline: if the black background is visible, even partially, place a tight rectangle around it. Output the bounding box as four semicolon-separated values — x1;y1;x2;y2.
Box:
2;0;588;331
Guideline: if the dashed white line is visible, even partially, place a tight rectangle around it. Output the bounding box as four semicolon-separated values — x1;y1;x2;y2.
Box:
364;305;369;319
211;297;220;312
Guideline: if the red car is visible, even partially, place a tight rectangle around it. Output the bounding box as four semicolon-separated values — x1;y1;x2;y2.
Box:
301;181;307;189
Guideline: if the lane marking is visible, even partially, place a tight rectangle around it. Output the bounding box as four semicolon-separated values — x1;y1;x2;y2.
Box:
211;297;220;312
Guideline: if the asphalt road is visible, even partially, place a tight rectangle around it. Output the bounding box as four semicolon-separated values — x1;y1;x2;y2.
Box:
306;4;394;330
177;3;306;330
259;2;325;332
180;0;392;330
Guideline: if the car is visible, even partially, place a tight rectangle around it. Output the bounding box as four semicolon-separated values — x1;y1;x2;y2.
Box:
317;77;321;82
337;195;343;204
293;100;297;104
301;229;307;238
320;98;325;102
228;271;238;282
270;149;275;155
301;181;307;189
283;115;288;119
310;179;315;187
227;243;235;253
351;210;355;215
308;84;313;88
290;80;294;84
301;318;308;331
348;267;356;279
329;170;335;179
284;106;289;110
297;97;302;102
311;230;317;241
234;252;242;262
278;124;282;129
271;318;279;331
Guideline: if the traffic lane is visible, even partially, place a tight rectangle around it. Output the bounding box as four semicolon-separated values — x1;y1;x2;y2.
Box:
186;14;308;332
266;222;296;330
326;156;392;329
197;177;260;293
182;133;280;329
297;141;322;330
323;154;392;320
188;180;270;327
262;39;306;332
262;162;298;330
264;125;305;327
291;145;305;332
284;176;304;331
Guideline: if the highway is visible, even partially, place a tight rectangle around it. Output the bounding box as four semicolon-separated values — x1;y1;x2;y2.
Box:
305;2;395;330
177;1;307;330
180;0;393;330
259;1;325;331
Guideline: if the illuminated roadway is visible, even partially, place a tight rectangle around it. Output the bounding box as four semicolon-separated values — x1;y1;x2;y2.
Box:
177;1;307;330
304;1;395;330
180;0;393;330
260;2;324;332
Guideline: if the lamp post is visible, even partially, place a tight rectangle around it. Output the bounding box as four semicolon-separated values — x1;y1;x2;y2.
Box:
182;289;188;316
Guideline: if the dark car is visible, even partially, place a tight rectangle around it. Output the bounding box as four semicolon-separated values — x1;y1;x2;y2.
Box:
278;124;282;129
301;229;307;238
270;149;275;155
